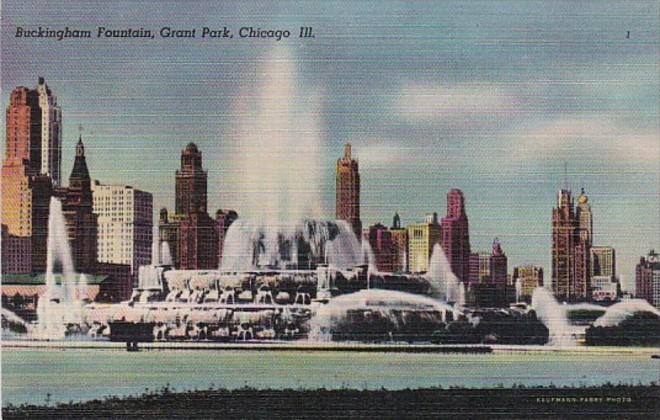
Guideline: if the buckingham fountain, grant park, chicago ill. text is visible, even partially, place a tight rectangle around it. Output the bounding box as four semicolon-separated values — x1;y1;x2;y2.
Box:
1;1;659;418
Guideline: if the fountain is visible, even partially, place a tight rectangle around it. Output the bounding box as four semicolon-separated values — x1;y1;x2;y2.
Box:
592;299;660;327
308;289;461;342
515;278;523;303
42;47;553;346
160;241;173;266
220;219;365;272
530;287;577;346
426;244;465;305
33;197;88;339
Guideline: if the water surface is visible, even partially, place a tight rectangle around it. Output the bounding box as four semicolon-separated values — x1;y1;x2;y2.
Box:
3;348;658;406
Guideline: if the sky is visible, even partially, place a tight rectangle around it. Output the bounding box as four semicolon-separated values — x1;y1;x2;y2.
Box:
2;1;658;290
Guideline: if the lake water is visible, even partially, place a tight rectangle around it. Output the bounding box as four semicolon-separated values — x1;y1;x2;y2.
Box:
2;347;659;406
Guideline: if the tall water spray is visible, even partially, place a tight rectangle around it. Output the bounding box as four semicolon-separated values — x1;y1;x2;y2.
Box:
426;244;464;305
229;46;323;221
530;287;575;346
160;241;173;266
151;226;160;265
515;278;523;303
34;197;87;339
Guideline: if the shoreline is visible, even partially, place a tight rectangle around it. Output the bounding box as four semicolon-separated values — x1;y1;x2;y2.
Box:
3;338;658;354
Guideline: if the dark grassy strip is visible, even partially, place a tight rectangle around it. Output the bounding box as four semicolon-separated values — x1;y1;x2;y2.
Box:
4;384;659;419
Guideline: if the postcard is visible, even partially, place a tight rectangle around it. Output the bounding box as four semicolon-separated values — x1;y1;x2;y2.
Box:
1;1;659;418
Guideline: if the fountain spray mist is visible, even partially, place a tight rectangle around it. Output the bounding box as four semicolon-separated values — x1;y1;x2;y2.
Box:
34;197;88;339
426;244;465;305
229;46;324;221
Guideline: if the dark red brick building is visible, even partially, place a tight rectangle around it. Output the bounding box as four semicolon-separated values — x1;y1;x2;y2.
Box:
366;223;394;273
335;144;361;238
159;143;219;270
441;189;471;283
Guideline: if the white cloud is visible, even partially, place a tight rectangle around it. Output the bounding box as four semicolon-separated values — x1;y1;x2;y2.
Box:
508;117;659;164
393;82;519;122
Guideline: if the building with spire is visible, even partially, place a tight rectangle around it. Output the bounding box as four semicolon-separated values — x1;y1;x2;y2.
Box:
55;137;98;273
335;144;361;238
440;189;471;283
159;143;218;270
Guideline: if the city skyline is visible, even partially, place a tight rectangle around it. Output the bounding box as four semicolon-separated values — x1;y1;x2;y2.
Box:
2;1;658;289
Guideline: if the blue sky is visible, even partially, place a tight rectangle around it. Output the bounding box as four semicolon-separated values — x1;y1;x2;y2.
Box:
2;1;658;289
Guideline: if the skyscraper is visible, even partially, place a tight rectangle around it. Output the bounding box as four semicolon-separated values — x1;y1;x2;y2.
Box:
2;79;60;273
336;143;361;237
176;143;207;215
551;188;592;302
92;181;153;276
159;143;218;270
56;137;98;273
440;189;471;283
34;78;62;186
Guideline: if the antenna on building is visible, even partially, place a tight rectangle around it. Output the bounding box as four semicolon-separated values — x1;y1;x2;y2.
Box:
563;161;569;191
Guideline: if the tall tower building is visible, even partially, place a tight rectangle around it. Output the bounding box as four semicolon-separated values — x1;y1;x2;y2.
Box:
576;188;593;244
336;144;361;237
440;189;471;283
552;189;576;300
58;137;98;273
34;78;62;186
3;86;39;238
159;143;218;270
551;187;592;302
92;181;153;276
5;87;39;168
2;80;60;273
175;143;207;215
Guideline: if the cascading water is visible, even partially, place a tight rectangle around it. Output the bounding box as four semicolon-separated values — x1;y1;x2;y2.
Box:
33;197;87;339
426;244;465;305
220;219;365;272
592;299;660;327
308;289;461;342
